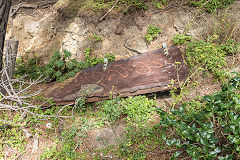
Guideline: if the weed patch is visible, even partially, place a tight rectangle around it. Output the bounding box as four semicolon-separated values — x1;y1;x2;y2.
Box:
145;25;162;43
84;48;115;67
172;34;193;45
15;54;42;79
44;50;88;82
99;95;157;125
185;40;228;80
15;49;115;82
40;123;89;160
157;75;240;159
0;125;26;159
191;0;235;13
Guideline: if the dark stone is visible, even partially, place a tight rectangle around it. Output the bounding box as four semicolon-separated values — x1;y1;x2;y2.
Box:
45;46;188;104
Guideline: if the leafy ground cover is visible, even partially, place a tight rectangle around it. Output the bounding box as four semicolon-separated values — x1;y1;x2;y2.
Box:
1;0;239;159
158;75;240;159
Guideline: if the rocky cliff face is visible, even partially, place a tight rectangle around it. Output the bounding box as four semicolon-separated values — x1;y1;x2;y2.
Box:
6;0;240;64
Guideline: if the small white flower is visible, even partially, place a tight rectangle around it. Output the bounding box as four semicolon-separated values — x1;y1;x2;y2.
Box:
46;123;53;129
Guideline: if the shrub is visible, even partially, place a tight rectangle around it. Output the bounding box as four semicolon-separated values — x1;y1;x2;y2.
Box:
15;49;115;82
152;0;169;9
157;76;240;159
172;34;193;45
44;50;88;82
15;55;43;79
145;25;162;43
99;95;157;125
122;95;157;125
99;96;123;122
220;38;240;55
191;0;235;13
185;40;228;80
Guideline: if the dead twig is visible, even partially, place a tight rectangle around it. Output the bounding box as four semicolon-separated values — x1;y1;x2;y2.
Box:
100;0;119;22
0;66;74;125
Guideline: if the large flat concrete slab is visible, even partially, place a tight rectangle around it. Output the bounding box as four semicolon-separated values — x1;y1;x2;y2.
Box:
44;46;188;104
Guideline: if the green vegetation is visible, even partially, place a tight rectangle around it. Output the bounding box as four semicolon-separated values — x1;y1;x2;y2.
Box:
152;0;168;9
0;100;87;159
98;96;123;122
173;28;238;81
89;0;236;13
0;123;26;159
84;48;115;67
185;40;228;80
98;95;162;159
40;123;89;160
191;0;235;13
93;0;148;11
92;35;102;42
15;54;42;79
44;50;88;82
145;25;162;43
15;49;115;82
2;76;240;159
157;75;240;159
99;95;157;124
172;34;193;45
220;38;240;55
59;0;236;17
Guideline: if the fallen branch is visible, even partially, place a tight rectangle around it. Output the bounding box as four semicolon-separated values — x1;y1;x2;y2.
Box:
10;0;58;18
0;66;74;126
100;0;119;22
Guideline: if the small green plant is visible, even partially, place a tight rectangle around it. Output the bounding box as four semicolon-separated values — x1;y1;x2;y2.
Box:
131;0;148;10
40;116;97;160
15;55;43;79
99;95;157;126
0;124;26;159
75;97;87;113
122;95;157;125
99;96;123;122
84;48;115;67
145;25;162;43
172;34;193;45
99;95;164;159
152;0;168;9
157;76;240;159
91;0;111;11
220;38;240;55
44;50;88;82
118;0;148;10
92;35;102;42
191;0;235;13
185;40;228;80
40;125;85;160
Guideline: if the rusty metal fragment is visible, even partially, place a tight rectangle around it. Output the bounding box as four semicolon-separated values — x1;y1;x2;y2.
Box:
44;46;188;104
